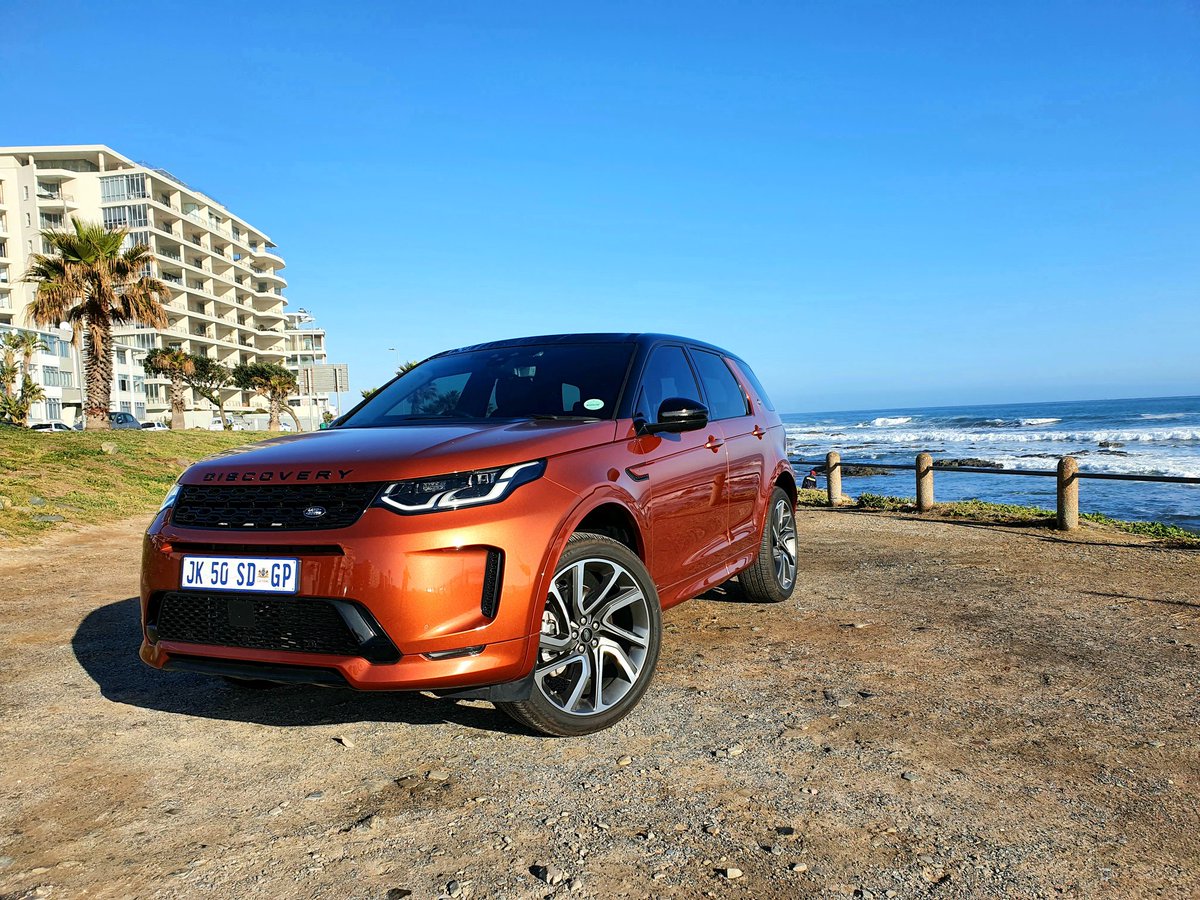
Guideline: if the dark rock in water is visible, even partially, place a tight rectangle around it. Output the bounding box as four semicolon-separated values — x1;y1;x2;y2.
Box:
1099;441;1125;449
933;458;998;469
841;465;891;477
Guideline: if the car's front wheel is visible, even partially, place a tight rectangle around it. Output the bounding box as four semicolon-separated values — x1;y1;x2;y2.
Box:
498;532;662;736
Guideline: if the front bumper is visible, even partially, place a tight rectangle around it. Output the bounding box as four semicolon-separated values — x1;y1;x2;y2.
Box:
139;477;577;691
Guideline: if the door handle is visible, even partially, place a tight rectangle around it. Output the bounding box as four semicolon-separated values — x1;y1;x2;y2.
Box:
705;436;724;452
751;424;765;439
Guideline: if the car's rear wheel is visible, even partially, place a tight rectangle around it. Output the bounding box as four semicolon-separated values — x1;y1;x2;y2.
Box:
739;486;797;603
498;532;661;736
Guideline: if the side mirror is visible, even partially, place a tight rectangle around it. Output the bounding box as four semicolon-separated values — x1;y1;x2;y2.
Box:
641;397;708;435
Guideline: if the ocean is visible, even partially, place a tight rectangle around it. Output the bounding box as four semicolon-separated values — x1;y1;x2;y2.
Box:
782;395;1200;533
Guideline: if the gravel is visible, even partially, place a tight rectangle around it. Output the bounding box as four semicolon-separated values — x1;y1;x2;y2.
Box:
0;511;1197;898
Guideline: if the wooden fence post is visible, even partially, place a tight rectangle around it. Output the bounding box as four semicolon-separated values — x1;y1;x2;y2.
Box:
1057;456;1079;530
916;452;934;512
826;451;841;507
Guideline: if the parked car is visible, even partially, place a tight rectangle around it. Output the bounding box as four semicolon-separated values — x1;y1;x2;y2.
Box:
108;411;142;429
140;333;796;735
142;422;169;431
208;417;249;431
30;422;74;433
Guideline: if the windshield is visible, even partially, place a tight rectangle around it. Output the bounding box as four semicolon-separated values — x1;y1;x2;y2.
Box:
341;342;636;427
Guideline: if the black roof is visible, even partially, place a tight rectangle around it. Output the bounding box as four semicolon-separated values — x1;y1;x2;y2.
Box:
432;332;738;359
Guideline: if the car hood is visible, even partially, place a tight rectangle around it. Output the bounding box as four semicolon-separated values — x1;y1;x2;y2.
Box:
181;420;620;484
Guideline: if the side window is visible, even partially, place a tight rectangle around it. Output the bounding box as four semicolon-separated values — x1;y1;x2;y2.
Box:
690;350;750;420
730;359;776;411
636;346;702;422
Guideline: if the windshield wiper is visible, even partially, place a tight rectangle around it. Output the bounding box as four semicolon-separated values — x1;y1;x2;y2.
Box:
523;414;601;422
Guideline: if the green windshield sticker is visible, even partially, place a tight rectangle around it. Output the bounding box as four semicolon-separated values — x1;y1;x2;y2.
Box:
583;398;604;411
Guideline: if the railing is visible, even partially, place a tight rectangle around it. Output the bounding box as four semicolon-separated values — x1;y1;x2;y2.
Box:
799;451;1200;532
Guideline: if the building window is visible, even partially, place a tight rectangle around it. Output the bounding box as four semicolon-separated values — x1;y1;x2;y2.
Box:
100;173;148;202
135;402;146;419
120;401;131;413
46;398;62;419
23;185;30;200
115;349;127;365
102;204;149;230
25;212;32;227
118;376;130;392
133;376;145;392
40;212;65;230
146;384;161;400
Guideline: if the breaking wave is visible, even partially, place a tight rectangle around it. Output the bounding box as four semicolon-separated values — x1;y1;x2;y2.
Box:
866;416;913;427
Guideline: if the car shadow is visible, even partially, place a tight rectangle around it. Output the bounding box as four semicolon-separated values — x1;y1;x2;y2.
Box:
72;597;529;734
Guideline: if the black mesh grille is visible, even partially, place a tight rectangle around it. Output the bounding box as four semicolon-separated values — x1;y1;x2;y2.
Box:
154;591;398;661
481;549;504;618
172;482;383;530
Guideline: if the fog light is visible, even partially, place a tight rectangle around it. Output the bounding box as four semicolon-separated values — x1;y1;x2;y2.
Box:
423;645;485;661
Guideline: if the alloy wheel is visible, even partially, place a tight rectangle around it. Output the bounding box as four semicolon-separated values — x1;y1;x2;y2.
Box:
535;557;652;717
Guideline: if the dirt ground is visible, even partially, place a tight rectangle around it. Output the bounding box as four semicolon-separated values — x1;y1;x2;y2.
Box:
0;510;1197;900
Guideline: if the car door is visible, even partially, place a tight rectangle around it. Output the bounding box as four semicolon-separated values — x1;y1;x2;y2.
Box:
624;344;730;592
688;348;765;559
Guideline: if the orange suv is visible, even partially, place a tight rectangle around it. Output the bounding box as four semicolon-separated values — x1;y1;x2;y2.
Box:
141;334;797;735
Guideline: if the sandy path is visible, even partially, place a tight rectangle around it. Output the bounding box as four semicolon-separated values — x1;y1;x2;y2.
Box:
0;511;1196;899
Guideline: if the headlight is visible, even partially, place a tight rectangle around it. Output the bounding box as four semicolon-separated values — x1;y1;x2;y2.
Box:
377;460;545;514
158;482;182;512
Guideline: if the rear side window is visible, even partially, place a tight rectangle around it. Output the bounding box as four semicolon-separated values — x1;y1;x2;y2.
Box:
636;346;702;421
729;358;776;412
690;350;750;420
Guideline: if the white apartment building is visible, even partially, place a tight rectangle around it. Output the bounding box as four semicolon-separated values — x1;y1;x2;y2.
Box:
0;144;321;428
282;307;333;430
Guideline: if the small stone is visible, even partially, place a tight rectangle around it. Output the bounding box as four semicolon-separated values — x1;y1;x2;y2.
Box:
0;496;12;509
835;699;854;708
100;442;118;454
305;791;324;801
775;826;795;836
789;862;808;872
447;879;463;898
704;824;720;835
616;755;633;767
33;514;65;523
721;867;743;879
0;856;12;869
726;743;745;757
29;495;47;506
333;736;355;749
427;768;451;781
901;771;920;782
532;863;567;886
651;871;667;881
387;890;413;900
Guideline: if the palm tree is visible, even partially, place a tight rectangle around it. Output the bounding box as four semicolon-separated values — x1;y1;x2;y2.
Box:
232;362;302;432
24;220;168;430
143;348;196;430
184;355;235;429
0;332;49;425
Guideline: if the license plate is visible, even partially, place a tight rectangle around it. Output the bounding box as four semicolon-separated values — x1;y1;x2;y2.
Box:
180;556;299;594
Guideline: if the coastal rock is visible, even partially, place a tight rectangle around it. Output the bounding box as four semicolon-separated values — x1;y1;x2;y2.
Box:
1098;441;1125;449
841;465;891;477
933;458;998;469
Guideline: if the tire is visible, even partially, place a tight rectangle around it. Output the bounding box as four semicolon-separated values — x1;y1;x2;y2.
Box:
498;532;662;736
739;486;798;603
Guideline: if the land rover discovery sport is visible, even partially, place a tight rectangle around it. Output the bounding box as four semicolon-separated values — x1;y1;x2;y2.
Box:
141;333;797;735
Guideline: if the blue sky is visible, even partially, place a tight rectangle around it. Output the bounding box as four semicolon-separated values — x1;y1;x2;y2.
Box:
6;1;1198;412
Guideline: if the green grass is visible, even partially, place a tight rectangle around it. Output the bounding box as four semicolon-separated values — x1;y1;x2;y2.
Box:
1080;511;1200;544
846;492;1197;544
0;428;271;541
